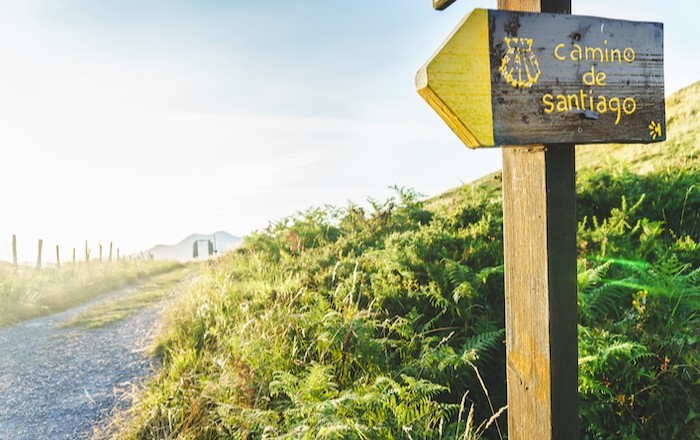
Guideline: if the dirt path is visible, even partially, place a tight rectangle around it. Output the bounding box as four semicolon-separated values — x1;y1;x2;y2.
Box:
0;286;170;439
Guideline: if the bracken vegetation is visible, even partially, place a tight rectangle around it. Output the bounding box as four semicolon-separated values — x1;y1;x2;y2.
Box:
102;83;700;439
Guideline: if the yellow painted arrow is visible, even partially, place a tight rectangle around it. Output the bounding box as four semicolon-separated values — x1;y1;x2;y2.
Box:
416;9;493;148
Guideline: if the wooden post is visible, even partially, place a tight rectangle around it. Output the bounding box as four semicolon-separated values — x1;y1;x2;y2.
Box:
117;248;120;261
99;244;103;262
85;240;90;263
498;1;578;439
56;245;61;269
433;0;457;10
420;2;663;438
73;247;76;264
12;235;18;271
109;242;113;262
36;239;43;270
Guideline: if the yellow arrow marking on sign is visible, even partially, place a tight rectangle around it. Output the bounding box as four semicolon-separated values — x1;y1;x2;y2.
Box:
416;9;493;148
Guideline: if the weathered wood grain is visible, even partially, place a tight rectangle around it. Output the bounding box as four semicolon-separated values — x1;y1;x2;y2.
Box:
502;145;579;439
416;9;494;146
489;10;664;145
416;6;665;147
499;2;579;440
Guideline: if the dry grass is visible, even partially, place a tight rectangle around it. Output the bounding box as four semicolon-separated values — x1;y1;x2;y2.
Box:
62;264;197;329
0;260;184;328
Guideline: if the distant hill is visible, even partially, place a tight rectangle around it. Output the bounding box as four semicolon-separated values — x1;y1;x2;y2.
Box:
146;231;242;261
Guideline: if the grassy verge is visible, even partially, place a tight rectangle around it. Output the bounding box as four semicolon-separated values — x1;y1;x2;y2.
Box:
0;260;185;328
101;170;700;439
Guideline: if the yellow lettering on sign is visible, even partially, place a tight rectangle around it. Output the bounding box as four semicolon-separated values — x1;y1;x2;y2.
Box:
585;46;604;62
552;40;636;64
541;90;637;124
556;94;570;113
609;48;623;63
582;66;607;86
542;94;555;113
553;43;566;61
571;44;582;61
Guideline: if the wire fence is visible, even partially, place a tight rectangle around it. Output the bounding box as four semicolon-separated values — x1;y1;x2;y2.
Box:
3;235;150;270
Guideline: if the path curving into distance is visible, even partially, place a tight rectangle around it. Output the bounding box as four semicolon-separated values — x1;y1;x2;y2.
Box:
0;287;166;439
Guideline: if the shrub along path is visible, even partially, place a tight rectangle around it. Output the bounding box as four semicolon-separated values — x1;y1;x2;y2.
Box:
0;270;194;439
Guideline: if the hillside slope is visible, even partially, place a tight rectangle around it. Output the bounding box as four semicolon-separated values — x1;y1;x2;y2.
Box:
102;82;700;440
430;81;700;208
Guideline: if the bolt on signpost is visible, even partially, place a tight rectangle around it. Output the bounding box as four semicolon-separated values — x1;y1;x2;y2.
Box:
416;0;665;438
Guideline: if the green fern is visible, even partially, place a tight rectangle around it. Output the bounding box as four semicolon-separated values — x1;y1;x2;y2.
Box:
459;329;505;365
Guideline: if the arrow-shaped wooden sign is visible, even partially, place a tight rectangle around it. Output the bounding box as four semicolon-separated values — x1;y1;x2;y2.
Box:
416;9;665;148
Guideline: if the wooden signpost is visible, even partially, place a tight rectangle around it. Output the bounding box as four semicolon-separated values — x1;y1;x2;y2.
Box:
417;8;665;147
417;0;665;439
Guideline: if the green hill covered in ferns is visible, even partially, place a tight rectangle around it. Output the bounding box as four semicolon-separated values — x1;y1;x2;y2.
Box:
103;82;700;440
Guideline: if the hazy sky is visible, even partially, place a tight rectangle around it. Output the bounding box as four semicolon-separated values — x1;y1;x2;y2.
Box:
0;0;697;261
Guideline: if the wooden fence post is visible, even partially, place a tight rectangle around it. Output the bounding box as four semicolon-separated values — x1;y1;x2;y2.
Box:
12;235;18;271
36;239;43;270
85;240;90;263
56;245;61;269
99;244;103;262
73;247;76;264
109;242;113;262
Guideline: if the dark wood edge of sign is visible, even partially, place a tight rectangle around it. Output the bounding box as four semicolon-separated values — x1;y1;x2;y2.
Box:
496;133;667;147
433;0;458;10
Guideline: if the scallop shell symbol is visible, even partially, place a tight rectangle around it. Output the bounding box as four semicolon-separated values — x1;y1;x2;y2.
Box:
499;37;541;88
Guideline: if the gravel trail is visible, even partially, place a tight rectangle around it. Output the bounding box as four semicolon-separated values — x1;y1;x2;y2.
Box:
0;287;168;439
